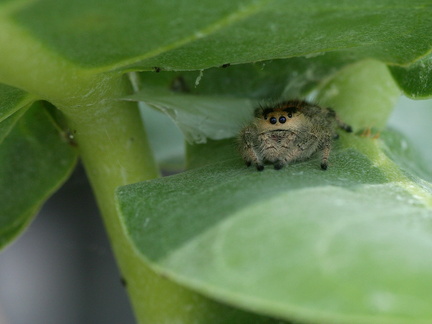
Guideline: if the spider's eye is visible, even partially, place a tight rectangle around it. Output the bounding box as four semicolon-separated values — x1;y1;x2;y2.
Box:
269;117;277;124
288;112;293;118
279;116;286;124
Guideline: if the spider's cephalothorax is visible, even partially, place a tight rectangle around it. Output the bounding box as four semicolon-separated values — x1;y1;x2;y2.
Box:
238;100;352;171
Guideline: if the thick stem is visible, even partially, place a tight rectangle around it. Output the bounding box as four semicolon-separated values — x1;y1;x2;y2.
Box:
57;75;226;324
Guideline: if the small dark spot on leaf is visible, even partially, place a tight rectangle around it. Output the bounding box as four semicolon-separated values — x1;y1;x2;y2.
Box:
120;277;127;287
170;76;190;93
62;129;78;147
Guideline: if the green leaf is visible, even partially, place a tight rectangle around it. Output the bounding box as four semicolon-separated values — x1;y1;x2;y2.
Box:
0;83;35;122
2;0;432;105
0;83;36;143
0;102;78;249
389;53;432;99
116;130;432;324
0;107;28;144
9;0;432;73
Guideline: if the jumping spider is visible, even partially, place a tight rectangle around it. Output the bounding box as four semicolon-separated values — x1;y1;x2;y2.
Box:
238;100;352;171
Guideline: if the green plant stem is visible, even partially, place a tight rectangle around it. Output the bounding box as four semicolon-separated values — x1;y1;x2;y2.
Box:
56;74;230;324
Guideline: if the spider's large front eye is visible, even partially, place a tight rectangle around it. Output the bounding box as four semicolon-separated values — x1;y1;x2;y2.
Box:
269;117;277;124
279;116;286;124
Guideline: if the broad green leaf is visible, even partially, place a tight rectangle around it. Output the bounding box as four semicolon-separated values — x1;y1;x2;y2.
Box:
0;83;36;143
1;0;432;105
117;129;432;323
0;102;78;249
9;0;432;75
389;53;432;99
0;83;35;122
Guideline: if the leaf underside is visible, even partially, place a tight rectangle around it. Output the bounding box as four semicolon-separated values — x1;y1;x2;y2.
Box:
8;1;431;81
0;102;77;249
1;0;431;97
0;83;34;123
12;0;432;69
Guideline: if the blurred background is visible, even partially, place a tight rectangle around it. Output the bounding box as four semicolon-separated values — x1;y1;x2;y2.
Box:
0;164;135;324
0;97;430;324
